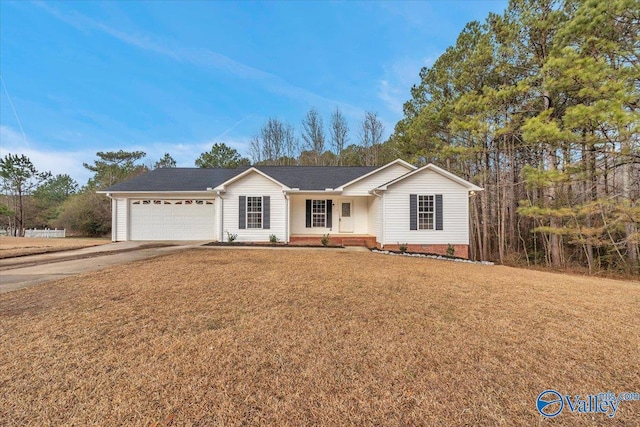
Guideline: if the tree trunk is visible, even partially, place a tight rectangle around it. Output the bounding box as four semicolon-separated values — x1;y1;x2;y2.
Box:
622;143;639;274
547;149;562;267
508;135;517;254
542;88;562;268
584;142;595;271
18;188;24;237
481;186;490;261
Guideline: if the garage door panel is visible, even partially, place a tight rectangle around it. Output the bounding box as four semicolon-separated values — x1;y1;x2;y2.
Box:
130;199;215;241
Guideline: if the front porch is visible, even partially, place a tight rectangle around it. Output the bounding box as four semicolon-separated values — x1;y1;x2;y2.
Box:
289;234;377;248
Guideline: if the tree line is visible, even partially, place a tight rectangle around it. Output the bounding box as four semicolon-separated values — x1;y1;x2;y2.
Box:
1;151;140;237
230;107;391;167
389;0;639;274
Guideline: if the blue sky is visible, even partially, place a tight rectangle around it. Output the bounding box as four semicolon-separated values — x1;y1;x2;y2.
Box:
1;0;507;184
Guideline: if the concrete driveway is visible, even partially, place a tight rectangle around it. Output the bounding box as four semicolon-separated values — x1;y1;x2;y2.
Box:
0;241;208;293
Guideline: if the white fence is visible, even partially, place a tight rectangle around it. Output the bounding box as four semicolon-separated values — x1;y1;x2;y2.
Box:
24;228;66;238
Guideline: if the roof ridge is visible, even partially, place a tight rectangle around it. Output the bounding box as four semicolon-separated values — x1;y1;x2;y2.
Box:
103;164;382;192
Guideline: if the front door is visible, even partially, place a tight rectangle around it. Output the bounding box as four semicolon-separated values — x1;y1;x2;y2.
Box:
339;200;354;233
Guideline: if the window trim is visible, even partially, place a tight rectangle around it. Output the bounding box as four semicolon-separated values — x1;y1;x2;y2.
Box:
417;194;435;231
311;199;327;228
246;196;263;229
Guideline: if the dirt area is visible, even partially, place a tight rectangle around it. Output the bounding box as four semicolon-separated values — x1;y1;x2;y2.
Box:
0;236;110;258
0;249;638;425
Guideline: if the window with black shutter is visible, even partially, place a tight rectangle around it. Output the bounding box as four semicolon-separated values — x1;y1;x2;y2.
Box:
305;199;332;228
240;196;270;229
410;194;443;230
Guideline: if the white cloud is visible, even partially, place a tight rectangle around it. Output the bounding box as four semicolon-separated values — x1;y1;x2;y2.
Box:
378;79;405;116
117;136;254;169
377;2;436;29
0;125;94;184
1;125;257;185
378;56;438;118
34;2;364;119
212;114;256;142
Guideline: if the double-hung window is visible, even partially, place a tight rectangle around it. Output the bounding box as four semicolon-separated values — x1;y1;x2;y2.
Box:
305;199;332;229
418;195;434;230
312;200;326;227
246;196;263;229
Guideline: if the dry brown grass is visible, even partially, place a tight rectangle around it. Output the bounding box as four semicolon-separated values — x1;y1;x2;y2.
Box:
0;236;110;258
0;249;638;426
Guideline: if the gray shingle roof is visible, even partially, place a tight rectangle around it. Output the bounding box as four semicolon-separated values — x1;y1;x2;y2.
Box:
102;165;378;192
254;166;377;190
102;167;248;192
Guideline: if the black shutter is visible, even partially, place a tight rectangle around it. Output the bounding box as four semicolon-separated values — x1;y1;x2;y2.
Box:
326;199;333;228
239;196;246;229
409;194;417;230
435;194;443;230
263;196;270;229
305;199;312;228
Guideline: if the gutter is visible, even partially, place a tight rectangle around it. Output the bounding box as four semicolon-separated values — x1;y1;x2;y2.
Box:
213;190;224;243
284;192;290;243
285;189;343;195
96;190;215;194
103;193;116;242
369;189;385;248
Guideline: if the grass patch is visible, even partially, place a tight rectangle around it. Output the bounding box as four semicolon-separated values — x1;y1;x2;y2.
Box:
0;236;110;259
0;249;638;425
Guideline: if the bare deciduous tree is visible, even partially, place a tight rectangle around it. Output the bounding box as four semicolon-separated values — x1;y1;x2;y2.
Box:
301;108;326;165
330;107;349;165
359;111;384;166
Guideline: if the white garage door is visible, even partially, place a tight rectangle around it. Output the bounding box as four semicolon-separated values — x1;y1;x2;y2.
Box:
130;199;215;240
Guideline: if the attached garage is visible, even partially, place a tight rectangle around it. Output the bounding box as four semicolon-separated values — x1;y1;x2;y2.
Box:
128;199;216;241
101;168;246;242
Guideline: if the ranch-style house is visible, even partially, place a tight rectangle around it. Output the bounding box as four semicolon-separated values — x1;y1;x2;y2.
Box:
99;159;482;258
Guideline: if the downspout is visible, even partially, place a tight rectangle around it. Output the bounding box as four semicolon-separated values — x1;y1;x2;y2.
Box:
104;193;116;242
216;191;224;242
284;192;290;243
370;189;384;248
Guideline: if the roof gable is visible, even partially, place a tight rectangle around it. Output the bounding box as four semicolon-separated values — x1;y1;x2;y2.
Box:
255;165;377;190
213;167;290;191
337;159;416;191
376;163;483;191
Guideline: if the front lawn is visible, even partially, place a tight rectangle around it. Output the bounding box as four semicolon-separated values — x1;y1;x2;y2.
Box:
0;236;110;258
0;249;637;425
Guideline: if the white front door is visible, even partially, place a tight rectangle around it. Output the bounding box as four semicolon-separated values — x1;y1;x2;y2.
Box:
339;200;354;233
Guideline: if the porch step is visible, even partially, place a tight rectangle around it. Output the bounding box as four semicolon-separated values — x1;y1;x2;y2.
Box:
289;235;377;248
289;238;323;246
342;238;368;247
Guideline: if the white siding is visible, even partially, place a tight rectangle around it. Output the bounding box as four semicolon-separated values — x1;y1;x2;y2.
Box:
116;198;128;241
350;198;369;234
342;163;412;195
383;170;470;245
290;196;333;235
222;172;286;242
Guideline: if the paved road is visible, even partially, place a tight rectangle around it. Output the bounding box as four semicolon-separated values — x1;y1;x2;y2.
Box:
0;241;208;293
